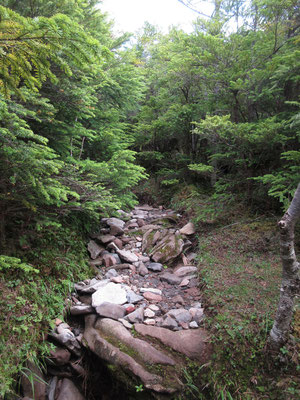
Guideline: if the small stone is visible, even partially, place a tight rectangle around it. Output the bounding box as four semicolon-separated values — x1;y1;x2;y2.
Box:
126;305;135;314
118;318;133;329
159;272;182;285
162;316;178;330
113;238;123;249
127;306;144;323
179;222;196;235
144;318;156;325
137;262;148;277
87;240;104;260
138;255;150;263
143;292;163;302
148;262;163;272
144;309;155;318
173;295;184;305
179;322;189;330
105;268;118;279
179;278;189;287
189;321;199;329
50;347;71;366
167;309;192;324
55;318;63;326
95;302;126;320
106;217;125;229
140;288;162;295
189;308;204;323
148;304;159;312
110;276;123;284
98;234;115;244
56;323;71;333
126;290;144;304
174;266;198;277
117;249;139;263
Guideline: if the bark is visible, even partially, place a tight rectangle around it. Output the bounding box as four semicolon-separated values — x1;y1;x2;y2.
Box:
268;183;300;351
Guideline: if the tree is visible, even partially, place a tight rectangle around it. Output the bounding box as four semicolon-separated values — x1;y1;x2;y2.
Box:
268;183;300;351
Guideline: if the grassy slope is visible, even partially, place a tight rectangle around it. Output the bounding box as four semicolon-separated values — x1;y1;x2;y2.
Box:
0;226;94;398
171;186;299;400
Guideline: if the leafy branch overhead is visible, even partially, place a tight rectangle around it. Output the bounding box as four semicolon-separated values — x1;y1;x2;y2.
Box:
0;5;102;97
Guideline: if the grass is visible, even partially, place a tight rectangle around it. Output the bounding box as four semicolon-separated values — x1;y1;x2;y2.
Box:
171;185;299;400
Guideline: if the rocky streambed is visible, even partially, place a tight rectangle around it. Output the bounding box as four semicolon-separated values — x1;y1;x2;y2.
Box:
21;205;212;399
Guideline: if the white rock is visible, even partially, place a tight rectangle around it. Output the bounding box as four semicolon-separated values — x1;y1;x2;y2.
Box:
144;319;156;325
189;321;199;329
92;282;127;307
144;309;155;318
148;304;160;312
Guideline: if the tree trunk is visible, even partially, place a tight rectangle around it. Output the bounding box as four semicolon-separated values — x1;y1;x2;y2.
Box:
268;183;300;351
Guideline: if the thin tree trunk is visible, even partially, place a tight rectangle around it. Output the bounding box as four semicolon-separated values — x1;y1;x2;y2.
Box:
268;183;300;351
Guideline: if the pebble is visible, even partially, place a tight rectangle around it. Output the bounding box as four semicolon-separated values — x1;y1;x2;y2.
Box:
143;292;163;302
189;321;199;329
140;288;162;295
144;318;156;325
144;309;155;318
147;262;163;272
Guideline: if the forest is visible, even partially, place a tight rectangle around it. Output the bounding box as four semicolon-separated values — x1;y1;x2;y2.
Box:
0;0;299;399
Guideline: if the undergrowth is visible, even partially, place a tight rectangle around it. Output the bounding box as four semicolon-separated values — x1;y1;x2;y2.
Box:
0;225;94;398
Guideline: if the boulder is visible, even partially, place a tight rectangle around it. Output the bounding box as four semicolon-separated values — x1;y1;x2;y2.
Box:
150;233;184;264
135;324;212;362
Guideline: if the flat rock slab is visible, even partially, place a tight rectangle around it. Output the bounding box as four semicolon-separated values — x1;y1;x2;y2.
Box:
134;324;212;362
95;318;175;365
83;316;178;394
92;282;127;307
